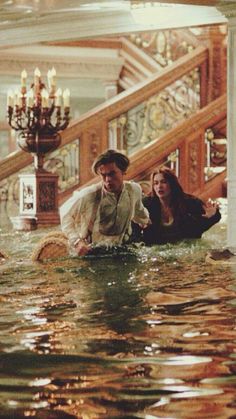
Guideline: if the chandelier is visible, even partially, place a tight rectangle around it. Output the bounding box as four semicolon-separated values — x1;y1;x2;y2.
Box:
6;67;70;169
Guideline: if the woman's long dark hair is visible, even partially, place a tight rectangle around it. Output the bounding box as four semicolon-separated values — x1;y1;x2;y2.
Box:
150;166;190;217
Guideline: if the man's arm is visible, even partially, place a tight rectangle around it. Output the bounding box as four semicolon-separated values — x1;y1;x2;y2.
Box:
60;193;82;244
131;183;150;226
60;186;101;256
60;193;92;256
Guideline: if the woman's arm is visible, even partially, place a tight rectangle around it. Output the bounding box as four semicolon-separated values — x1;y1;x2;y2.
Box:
182;197;221;237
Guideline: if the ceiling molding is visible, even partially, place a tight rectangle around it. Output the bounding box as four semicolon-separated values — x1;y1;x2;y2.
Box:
0;45;124;81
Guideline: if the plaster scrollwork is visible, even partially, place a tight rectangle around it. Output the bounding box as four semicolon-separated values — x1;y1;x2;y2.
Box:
0;58;123;81
217;4;236;21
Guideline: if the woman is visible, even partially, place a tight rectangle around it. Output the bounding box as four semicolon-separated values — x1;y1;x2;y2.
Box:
136;166;221;245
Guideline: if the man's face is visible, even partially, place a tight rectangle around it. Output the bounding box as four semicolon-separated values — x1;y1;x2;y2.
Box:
98;162;125;194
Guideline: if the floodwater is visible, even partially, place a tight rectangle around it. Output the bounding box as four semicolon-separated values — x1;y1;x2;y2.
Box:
0;200;236;419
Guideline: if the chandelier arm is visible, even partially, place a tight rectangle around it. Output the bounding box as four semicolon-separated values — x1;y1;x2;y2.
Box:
57;120;70;131
48;104;55;117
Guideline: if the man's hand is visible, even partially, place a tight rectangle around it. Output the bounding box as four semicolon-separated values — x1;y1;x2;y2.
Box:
202;199;219;218
74;239;92;256
139;218;152;229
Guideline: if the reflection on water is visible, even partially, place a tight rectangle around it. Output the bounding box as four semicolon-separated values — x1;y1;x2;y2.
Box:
0;207;236;418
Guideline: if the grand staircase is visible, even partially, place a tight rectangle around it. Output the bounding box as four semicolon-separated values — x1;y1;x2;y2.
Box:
0;26;227;220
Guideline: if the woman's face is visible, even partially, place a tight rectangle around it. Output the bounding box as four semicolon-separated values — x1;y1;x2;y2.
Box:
153;173;171;200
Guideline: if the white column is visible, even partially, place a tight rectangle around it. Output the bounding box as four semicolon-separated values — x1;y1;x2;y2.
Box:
227;24;236;250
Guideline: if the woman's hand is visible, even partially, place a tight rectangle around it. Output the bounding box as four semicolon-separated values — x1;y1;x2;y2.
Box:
202;199;219;218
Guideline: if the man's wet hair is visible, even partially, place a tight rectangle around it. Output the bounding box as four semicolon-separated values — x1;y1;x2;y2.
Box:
92;149;130;174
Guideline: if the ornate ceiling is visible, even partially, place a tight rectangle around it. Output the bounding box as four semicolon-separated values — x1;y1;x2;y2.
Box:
0;0;229;48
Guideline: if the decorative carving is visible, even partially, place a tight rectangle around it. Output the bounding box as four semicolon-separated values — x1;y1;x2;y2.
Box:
39;181;56;212
204;127;227;182
189;139;200;191
85;128;101;168
22;181;35;212
217;5;236;20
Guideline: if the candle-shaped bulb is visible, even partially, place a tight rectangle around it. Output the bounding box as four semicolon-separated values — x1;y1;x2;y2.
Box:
63;88;70;108
21;69;27;87
7;89;14;107
26;89;34;108
50;67;56;87
47;69;52;88
41;89;49;108
14;89;21;107
55;88;62;107
34;67;41;85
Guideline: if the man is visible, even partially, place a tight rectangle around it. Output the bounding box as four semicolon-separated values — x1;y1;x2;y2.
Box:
60;149;150;256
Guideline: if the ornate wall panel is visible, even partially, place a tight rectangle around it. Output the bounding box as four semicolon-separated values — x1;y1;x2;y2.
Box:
188;137;202;193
